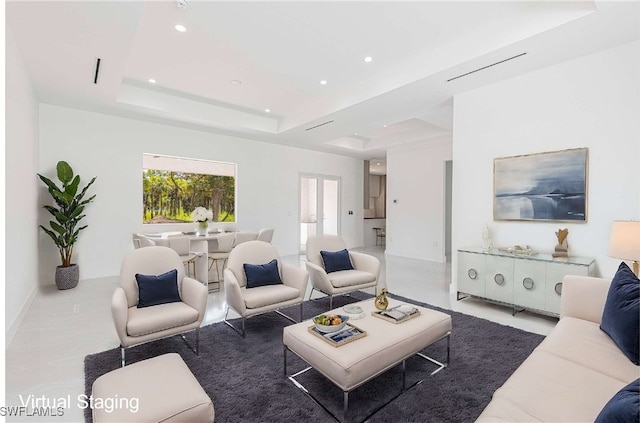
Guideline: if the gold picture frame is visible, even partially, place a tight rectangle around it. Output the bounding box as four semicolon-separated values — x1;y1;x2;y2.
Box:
493;148;588;222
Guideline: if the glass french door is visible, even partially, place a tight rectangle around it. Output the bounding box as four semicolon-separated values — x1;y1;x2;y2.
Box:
300;174;340;253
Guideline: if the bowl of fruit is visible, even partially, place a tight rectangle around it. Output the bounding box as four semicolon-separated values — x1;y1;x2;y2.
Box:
313;314;349;333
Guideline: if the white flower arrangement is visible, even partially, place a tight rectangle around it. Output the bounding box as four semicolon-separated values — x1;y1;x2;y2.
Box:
191;206;213;223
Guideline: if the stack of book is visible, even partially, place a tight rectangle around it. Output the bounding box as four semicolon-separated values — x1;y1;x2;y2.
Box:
372;304;420;324
308;324;367;347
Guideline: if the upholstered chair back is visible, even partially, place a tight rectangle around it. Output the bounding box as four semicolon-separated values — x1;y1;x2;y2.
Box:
306;235;347;268
256;228;275;243
132;233;142;249
226;240;283;288
137;234;157;248
120;246;186;308
233;232;259;247
209;233;235;253
167;235;191;256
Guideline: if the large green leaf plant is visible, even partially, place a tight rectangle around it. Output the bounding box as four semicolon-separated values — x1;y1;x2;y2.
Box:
38;161;97;267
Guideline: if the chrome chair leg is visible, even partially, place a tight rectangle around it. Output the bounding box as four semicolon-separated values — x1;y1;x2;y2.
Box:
307;287;316;301
179;328;200;355
223;306;246;337
120;346;126;367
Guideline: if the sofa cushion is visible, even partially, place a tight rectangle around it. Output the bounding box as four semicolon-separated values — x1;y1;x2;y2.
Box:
244;259;283;288
329;269;377;288
537;317;640;384
135;269;181;308
243;284;300;309
477;349;630;422
127;302;199;336
600;262;640;365
595;378;639;423
321;249;354;273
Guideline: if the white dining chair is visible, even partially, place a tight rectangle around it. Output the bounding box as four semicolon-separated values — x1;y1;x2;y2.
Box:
256;228;275;243
207;233;235;291
168;235;198;279
233;231;258;246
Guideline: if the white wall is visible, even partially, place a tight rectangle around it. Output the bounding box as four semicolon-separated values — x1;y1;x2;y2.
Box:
5;29;40;338
38;105;364;282
386;137;453;262
452;40;640;285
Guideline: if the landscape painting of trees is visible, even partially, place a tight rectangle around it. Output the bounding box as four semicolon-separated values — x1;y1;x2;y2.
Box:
143;169;235;224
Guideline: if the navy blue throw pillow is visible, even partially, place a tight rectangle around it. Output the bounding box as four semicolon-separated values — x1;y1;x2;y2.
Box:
244;259;283;288
595;378;639;423
600;262;640;365
321;249;353;273
135;269;181;308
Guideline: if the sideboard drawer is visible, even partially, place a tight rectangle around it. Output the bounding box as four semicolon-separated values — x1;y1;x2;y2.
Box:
545;262;590;315
458;251;486;298
513;259;546;311
485;255;514;304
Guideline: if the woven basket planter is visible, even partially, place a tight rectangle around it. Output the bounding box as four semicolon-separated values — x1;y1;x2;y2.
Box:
55;264;79;290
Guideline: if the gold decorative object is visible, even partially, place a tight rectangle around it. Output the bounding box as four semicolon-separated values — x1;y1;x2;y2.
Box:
374;288;389;311
552;228;569;258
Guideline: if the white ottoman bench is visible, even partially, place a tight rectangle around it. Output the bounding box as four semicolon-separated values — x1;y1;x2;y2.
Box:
283;299;452;421
91;353;214;422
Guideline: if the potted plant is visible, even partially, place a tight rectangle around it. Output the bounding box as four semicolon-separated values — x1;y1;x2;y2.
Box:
38;161;96;289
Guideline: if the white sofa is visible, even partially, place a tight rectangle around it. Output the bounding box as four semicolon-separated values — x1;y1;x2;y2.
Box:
477;274;640;422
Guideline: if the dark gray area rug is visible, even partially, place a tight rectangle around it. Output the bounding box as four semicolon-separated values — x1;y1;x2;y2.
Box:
84;292;545;422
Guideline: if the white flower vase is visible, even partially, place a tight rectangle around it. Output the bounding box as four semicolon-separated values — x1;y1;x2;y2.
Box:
196;221;208;236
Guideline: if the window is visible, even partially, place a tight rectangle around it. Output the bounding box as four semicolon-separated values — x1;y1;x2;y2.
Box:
142;154;236;224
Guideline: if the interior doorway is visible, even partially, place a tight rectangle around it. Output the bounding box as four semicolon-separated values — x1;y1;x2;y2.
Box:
300;174;341;253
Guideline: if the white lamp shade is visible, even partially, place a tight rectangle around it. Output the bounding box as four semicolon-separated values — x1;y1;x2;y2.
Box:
608;221;640;261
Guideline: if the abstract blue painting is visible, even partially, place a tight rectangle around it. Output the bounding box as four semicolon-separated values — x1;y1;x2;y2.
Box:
494;148;588;222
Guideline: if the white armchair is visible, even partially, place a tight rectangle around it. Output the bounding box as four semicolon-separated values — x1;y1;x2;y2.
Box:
223;240;308;337
305;235;380;309
112;246;208;366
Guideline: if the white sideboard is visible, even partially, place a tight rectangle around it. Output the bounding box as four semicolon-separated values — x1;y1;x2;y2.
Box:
457;247;595;316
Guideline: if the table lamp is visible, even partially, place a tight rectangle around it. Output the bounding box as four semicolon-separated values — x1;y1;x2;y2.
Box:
608;220;640;276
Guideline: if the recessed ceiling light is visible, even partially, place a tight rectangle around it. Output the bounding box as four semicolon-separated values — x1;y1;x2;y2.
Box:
354;133;358;136
264;108;271;113
383;124;387;128
174;24;187;32
364;56;373;63
320;80;327;85
148;78;156;84
230;80;242;85
376;162;381;166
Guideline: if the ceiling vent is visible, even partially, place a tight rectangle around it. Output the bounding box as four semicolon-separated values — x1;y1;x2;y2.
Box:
447;52;527;82
305;120;334;131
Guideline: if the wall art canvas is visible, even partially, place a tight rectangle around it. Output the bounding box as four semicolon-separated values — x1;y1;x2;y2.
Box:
494;148;588;222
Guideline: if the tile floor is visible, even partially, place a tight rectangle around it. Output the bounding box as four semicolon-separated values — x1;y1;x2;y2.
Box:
4;247;557;421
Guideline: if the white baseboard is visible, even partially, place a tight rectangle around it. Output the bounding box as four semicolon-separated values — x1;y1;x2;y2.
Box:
5;286;37;347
